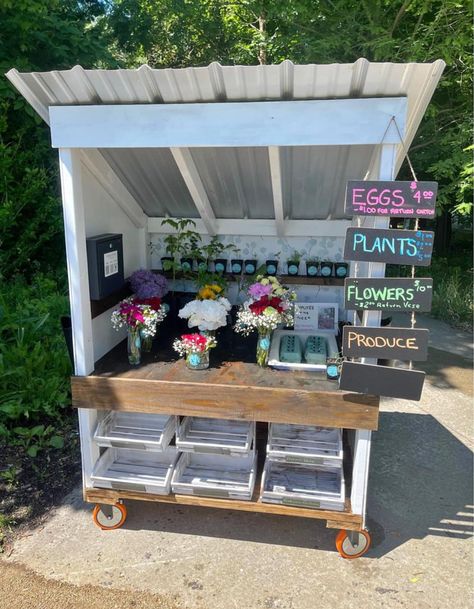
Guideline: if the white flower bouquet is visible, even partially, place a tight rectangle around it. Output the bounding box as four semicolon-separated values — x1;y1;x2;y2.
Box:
178;296;231;332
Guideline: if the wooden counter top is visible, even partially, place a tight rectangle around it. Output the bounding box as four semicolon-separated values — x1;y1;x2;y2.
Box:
72;324;379;430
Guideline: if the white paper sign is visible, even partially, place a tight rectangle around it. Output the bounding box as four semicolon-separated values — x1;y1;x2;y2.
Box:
104;250;119;277
294;302;339;334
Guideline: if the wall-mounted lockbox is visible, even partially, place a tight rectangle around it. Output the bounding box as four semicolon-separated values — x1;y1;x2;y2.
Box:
86;233;124;300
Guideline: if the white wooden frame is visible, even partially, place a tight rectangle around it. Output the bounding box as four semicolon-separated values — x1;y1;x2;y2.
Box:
56;96;404;526
50;98;407;149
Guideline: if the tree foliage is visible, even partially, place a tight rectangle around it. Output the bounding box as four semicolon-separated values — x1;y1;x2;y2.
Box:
0;0;472;280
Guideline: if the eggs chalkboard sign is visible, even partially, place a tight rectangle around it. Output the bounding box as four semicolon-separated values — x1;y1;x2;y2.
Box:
345;180;437;219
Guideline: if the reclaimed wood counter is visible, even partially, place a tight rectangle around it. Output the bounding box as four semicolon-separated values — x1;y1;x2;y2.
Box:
72;326;379;430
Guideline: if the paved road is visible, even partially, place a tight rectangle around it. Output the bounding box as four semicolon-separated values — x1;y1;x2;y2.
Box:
1;322;472;609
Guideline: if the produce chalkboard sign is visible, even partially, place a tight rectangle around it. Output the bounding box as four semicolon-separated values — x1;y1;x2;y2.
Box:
339;361;425;401
344;278;433;312
342;326;429;361
344;227;434;266
345;180;437;219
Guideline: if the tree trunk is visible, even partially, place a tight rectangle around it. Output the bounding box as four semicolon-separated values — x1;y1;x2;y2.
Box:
258;13;267;65
434;210;452;254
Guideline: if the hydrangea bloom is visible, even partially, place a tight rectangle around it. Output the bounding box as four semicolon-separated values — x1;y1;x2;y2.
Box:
130;269;169;299
179;297;231;331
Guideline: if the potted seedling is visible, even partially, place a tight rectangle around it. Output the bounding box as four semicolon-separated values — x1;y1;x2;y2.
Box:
334;262;348;278
244;252;258;275
305;256;320;277
161;217;202;297
319;260;334;278
198;236;235;275
230;247;243;275
265;252;280;276
287;250;302;276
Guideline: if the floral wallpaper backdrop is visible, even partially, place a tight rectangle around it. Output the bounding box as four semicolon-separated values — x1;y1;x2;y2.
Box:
150;234;345;267
149;233;347;318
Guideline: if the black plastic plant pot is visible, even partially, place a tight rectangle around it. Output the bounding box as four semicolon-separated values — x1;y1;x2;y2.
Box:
287;260;300;276
230;259;243;275
319;261;334;278
265;260;278;276
306;262;319;277
244;259;257;275
214;258;227;274
180;257;193;273
196;258;208;272
334;262;348;278
161;256;173;272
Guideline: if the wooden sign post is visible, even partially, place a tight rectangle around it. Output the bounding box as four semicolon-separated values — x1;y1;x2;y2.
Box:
344;278;433;312
345;180;437;218
342;326;429;361
344;227;434;266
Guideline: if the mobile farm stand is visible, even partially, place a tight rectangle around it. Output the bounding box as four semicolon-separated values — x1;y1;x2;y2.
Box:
8;60;444;558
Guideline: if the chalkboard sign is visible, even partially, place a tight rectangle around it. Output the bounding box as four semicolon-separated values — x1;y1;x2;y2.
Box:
344;278;433;312
345;180;437;219
342;326;429;361
344;227;434;266
339;361;425;401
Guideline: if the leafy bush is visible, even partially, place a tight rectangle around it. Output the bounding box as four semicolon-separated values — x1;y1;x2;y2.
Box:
429;257;473;331
0;273;71;448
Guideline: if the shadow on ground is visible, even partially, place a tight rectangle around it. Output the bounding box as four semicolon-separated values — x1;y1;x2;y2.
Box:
68;410;473;559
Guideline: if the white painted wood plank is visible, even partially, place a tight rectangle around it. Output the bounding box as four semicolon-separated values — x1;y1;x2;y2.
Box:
80;150;147;229
170;148;217;235
50;98;407;148
58;148;99;489
350;143;397;525
268;146;285;236
147;217;351;237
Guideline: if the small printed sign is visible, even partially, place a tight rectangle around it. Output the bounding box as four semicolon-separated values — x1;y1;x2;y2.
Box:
344;227;434;266
294;303;338;333
345;180;437;219
344;278;433;312
339;361;425;401
103;250;119;277
342;326;429;361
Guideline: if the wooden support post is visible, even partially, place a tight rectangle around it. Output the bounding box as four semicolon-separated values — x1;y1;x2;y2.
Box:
268;146;285;237
58;148;99;488
350;143;397;526
170;147;217;235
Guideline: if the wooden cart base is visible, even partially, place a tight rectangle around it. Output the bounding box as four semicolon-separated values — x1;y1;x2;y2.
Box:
84;486;363;532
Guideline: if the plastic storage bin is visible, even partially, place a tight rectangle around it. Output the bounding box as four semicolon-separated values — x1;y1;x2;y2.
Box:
176;417;255;456
267;424;343;467
94;412;176;452
91;447;178;495
261;459;345;511
171;452;257;500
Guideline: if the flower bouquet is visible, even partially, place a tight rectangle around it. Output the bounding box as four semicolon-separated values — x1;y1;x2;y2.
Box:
234;276;296;366
111;297;165;365
129;269;169;350
178;286;231;334
173;333;217;370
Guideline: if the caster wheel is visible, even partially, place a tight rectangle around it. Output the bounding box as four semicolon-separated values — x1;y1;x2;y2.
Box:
335;529;371;559
92;502;127;530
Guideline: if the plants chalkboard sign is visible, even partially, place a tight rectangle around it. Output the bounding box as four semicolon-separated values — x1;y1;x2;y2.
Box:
345;180;437;219
342;326;429;361
339;361;425;401
344;278;433;312
344;227;434;266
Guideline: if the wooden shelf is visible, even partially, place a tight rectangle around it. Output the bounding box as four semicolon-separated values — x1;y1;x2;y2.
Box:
72;325;379;431
153;269;344;287
84;486;362;531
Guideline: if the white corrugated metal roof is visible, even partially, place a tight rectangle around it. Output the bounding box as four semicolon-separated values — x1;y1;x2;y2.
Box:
6;60;445;222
